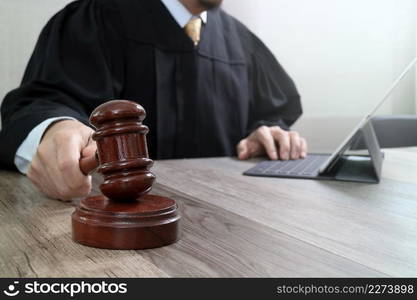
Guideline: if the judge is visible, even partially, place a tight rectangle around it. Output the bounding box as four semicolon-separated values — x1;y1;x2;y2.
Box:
0;0;307;200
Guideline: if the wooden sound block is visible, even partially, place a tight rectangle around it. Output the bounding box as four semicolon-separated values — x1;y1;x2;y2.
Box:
72;195;180;250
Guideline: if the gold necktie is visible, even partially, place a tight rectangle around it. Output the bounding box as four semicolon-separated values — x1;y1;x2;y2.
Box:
184;17;202;47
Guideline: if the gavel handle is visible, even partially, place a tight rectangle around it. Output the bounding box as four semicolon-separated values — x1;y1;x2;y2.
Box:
79;152;99;175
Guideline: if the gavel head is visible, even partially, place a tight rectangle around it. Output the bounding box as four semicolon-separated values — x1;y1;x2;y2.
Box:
89;100;155;201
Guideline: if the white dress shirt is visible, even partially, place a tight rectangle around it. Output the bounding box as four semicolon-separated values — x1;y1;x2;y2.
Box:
14;0;207;174
161;0;207;26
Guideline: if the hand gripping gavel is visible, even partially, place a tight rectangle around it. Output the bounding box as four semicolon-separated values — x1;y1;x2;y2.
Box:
72;100;180;250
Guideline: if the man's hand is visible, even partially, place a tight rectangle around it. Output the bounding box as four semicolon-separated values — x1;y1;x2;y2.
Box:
237;126;307;160
27;120;97;201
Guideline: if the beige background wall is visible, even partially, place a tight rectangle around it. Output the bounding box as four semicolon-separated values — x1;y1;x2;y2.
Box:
1;0;416;149
222;0;417;150
223;0;417;117
0;0;73;112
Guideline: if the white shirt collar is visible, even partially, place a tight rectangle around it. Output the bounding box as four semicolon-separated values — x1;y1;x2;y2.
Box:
161;0;207;28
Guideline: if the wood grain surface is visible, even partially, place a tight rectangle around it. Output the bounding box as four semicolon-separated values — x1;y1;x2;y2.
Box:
0;148;416;277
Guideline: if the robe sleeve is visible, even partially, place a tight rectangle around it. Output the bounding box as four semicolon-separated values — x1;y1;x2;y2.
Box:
0;0;121;169
246;34;302;135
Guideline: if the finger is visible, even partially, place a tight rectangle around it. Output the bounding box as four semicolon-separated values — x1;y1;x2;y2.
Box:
237;139;250;160
34;147;75;200
81;132;97;157
256;126;278;160
53;133;92;199
238;137;264;159
57;177;92;202
36;139;77;200
28;156;59;200
300;137;308;158
289;131;301;160
271;127;290;160
81;141;97;158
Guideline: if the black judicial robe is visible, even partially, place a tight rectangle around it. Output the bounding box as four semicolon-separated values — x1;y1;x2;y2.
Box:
0;0;302;170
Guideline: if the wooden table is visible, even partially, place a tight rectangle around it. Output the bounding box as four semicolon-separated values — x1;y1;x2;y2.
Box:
0;148;416;277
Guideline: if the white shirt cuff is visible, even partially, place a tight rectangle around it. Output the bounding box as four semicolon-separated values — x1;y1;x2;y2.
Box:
14;117;76;174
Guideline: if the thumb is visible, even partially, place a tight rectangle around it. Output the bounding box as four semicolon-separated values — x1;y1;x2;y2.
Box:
237;139;250;160
81;135;97;158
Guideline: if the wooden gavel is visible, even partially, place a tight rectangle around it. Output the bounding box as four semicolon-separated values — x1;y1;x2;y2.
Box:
72;100;180;250
78;100;155;200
